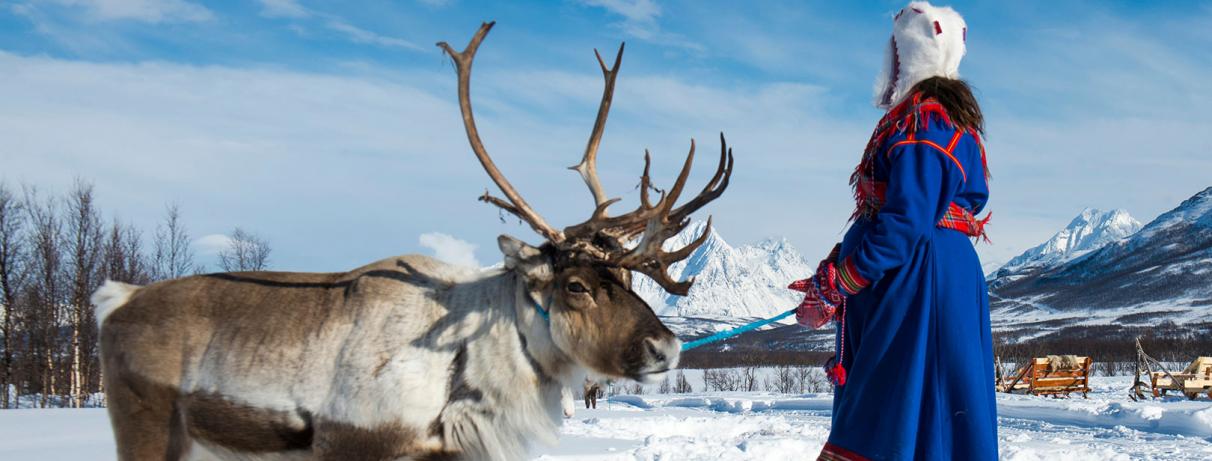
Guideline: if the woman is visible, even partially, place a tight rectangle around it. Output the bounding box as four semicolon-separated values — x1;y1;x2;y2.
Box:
790;2;998;460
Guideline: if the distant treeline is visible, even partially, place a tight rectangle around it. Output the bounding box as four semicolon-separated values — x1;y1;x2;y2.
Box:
994;322;1212;367
0;180;270;409
679;349;833;369
677;321;1212;377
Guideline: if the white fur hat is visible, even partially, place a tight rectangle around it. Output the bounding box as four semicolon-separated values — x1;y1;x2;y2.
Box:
873;2;967;109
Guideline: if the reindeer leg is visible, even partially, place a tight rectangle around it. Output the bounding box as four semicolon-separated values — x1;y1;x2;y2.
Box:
313;418;456;461
105;372;189;461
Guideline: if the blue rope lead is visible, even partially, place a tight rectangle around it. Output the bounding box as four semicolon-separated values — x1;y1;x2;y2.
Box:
680;308;797;351
532;293;793;352
528;294;551;322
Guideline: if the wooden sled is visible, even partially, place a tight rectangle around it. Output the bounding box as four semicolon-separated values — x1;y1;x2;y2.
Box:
1153;358;1212;400
1130;338;1212;401
997;355;1092;398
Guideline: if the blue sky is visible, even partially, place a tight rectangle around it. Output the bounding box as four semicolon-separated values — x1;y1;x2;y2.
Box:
2;0;1211;273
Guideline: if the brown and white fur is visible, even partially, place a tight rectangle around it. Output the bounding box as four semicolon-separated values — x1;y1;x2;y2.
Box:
95;235;679;460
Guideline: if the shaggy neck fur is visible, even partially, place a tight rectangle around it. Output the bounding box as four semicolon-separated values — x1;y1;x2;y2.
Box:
430;268;582;459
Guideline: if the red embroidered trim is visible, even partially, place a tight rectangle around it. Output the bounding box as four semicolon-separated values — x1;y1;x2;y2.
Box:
851;92;954;221
836;257;868;295
848;97;988;225
887;139;968;183
939;203;992;242
856;181;992;243
945;129;963;152
819;442;870;461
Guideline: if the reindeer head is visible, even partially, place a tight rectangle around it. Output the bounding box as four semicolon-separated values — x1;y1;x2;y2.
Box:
439;22;733;383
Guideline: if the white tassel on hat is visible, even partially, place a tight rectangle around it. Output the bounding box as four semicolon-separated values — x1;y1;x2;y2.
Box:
873;2;968;109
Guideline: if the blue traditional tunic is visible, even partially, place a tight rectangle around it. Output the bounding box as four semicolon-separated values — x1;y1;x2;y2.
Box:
821;95;998;460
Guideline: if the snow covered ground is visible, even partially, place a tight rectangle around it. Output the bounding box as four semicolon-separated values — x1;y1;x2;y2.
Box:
2;377;1210;460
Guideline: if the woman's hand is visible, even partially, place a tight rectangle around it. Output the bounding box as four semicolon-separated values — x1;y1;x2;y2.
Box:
789;244;846;329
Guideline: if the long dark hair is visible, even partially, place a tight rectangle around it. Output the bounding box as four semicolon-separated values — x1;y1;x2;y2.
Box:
909;77;984;134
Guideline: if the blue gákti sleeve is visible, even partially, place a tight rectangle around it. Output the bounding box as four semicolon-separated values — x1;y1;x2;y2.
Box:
844;141;963;288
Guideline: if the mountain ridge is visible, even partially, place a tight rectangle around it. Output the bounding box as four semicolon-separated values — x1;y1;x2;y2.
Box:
632;221;814;323
988;186;1212;342
994;208;1140;274
988;208;1141;289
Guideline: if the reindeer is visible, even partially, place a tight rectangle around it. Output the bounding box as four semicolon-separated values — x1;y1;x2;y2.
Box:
94;21;733;460
582;379;604;409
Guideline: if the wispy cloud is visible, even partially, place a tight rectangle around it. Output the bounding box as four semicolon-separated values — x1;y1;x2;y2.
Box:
582;0;660;36
248;0;424;51
2;2;1210;273
416;0;453;8
193;233;233;256
324;19;423;51
48;0;213;23
0;50;863;269
580;0;702;52
419;232;481;268
7;3;133;54
257;0;309;19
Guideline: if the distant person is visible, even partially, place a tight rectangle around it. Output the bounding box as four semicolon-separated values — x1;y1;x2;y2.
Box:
583;380;603;409
789;2;998;459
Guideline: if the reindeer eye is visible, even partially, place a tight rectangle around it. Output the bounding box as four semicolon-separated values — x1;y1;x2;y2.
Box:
566;281;590;294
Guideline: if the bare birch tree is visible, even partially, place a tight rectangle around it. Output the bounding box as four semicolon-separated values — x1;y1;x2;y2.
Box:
0;183;284;407
217;227;271;272
765;366;798;394
64;180;104;408
658;375;671;394
103;219;151;285
24;188;64;407
152;204;194;281
673;370;693;393
0;183;27;408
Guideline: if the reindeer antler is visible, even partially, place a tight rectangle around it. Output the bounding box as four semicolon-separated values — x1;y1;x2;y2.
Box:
565;135;734;295
438;22;563;243
440;22;734;296
570;43;625;210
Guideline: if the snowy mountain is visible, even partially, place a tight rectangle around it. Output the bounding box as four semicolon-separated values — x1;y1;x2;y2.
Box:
997;209;1140;273
634;188;1212;347
630;221;814;332
988;208;1140;288
990;187;1212;340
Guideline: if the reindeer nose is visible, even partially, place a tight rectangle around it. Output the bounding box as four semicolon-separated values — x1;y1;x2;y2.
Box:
642;335;681;372
645;339;666;363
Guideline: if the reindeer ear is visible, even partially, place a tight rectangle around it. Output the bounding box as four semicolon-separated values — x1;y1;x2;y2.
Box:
498;235;538;264
498;235;553;282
